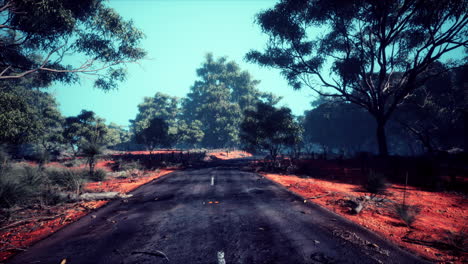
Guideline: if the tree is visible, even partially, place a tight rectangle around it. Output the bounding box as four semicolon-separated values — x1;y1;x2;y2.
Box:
395;64;467;153
240;102;300;161
303;100;376;155
28;90;64;155
0;78;63;150
182;53;275;148
106;123;130;149
62;110;108;156
247;0;467;156
0;0;146;89
0;88;38;145
130;92;179;137
135;117;171;155
173;120;204;148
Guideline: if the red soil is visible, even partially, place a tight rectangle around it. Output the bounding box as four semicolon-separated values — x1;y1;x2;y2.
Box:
0;169;173;261
264;173;467;263
208;150;252;160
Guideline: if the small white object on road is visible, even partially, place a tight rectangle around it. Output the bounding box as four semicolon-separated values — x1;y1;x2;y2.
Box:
217;251;226;264
211;176;215;186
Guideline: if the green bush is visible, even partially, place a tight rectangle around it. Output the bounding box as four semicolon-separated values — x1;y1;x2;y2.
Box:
88;169;107;182
63;158;86;168
111;159;143;172
46;168;87;194
0;164;42;208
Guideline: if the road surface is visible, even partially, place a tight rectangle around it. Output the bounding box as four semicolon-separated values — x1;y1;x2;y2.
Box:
8;160;428;264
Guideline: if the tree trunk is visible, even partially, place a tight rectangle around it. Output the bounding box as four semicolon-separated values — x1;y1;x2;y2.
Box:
376;119;389;157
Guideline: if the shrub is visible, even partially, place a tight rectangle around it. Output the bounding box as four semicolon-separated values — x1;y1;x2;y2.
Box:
81;142;103;175
394;203;420;228
40;188;71;206
445;227;467;253
363;170;387;195
88;169;106;182
63;158;86;168
46;168;87;195
111;159;143;172
33;150;51;169
0;164;42;208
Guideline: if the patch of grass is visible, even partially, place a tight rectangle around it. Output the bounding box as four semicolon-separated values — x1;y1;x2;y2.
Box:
394;203;420;228
111;159;143;172
62;158;86;168
46;167;87;195
88;169;107;182
0;164;43;208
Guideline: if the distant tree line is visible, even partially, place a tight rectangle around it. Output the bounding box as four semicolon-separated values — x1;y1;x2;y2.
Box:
129;53;283;151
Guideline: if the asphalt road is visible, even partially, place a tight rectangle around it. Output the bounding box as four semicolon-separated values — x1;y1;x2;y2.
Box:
8;160;428;264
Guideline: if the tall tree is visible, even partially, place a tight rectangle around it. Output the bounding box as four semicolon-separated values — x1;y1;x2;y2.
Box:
135;117;171;154
0;0;146;89
240;102;300;160
395;64;467;152
0;78;63;148
247;0;467;156
62;110;108;155
106;123;130;149
130;92;179;136
182;53;273;148
303;100;376;155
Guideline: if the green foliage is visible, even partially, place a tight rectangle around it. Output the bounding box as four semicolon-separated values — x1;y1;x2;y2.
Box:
303;100;375;155
46;167;87;195
135;117;172;152
130;92;179;136
106;123;131;148
0;79;65;155
81;141;103;175
174;120;205;147
62;110;109;155
88;169;106;182
0;88;39;144
182;53;276;148
0;164;44;208
240;102;301;160
247;0;467;156
111;159;143;172
1;0;146;89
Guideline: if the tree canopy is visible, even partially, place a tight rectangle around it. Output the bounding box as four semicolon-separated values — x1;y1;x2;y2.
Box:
247;0;467;156
240;102;300;160
0;0;146;89
135;117;171;154
182;53;278;148
303;100;376;155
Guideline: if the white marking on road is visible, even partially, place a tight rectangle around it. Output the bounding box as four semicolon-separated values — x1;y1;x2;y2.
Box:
211;176;215;186
217;251;226;264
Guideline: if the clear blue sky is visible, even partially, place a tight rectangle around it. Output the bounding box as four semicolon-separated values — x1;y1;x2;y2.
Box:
50;0;316;127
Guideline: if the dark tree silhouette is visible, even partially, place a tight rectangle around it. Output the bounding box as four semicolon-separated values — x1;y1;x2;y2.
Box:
135;117;171;155
240;102;300;161
247;0;467;156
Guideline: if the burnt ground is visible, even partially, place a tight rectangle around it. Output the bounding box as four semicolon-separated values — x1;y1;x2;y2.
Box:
7;159;429;264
